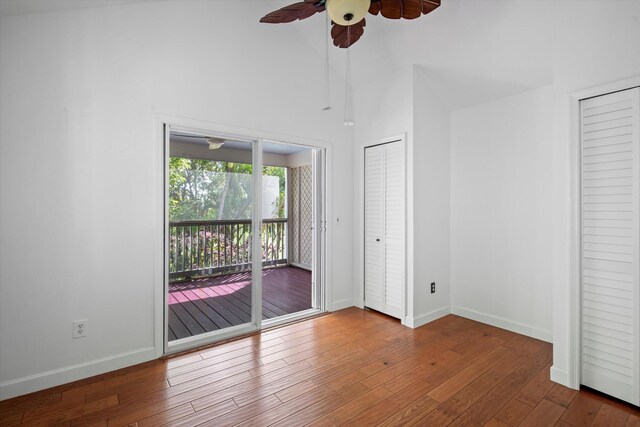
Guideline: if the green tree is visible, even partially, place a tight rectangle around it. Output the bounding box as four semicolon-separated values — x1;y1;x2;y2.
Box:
169;157;286;221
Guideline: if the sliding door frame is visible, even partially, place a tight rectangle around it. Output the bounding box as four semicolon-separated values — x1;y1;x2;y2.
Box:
155;117;331;356
261;140;327;328
312;148;326;311
162;123;261;355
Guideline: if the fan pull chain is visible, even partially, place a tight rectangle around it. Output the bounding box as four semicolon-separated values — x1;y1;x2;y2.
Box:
322;13;331;111
344;24;354;126
322;11;331;111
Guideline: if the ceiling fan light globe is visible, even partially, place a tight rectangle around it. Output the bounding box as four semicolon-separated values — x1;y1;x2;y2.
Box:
326;0;370;26
206;138;225;150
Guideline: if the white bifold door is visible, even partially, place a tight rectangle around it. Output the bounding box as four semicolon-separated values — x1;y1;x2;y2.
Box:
364;141;405;319
580;87;640;406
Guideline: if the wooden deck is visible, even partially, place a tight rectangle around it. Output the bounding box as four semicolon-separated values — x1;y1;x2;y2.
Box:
168;266;312;341
3;309;640;426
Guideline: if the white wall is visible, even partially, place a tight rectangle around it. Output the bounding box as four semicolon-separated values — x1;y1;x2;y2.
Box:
353;67;414;144
450;85;555;342
411;66;451;326
0;1;354;399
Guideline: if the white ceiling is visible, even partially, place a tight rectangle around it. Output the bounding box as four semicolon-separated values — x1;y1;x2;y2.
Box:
0;0;149;17
2;0;556;110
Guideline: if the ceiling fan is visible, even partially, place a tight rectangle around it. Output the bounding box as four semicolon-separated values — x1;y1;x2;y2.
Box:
172;133;226;150
260;0;441;48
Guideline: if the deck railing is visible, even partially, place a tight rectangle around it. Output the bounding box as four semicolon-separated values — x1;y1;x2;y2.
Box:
169;218;287;279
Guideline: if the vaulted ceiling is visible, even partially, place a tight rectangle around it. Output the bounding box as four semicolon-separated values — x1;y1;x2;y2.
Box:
1;0;612;110
260;0;554;109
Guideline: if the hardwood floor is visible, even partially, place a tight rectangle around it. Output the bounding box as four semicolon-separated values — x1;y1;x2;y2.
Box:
1;308;639;426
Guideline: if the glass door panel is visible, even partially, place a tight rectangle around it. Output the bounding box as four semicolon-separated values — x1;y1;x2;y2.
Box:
166;129;256;348
261;141;322;325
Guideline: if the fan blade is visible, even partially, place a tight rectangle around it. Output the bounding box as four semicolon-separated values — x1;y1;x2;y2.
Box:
260;2;323;24
421;0;441;15
379;0;401;19
369;1;381;15
376;0;439;20
331;19;366;48
402;0;423;19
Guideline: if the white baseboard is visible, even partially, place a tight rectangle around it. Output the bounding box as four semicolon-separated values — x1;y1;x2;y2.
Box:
329;298;355;312
0;346;156;400
451;306;553;343
405;306;451;329
550;365;575;389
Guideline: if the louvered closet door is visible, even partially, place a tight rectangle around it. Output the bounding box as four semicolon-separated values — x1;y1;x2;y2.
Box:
365;145;385;313
383;142;404;318
581;87;640;406
364;141;404;319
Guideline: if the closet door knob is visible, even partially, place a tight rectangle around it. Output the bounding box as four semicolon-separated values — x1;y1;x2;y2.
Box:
376;238;381;242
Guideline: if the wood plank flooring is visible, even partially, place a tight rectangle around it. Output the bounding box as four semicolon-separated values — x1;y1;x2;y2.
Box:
168;267;312;341
2;308;639;426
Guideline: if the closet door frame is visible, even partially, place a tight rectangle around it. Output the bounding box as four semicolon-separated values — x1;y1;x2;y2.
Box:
568;76;640;400
357;134;407;325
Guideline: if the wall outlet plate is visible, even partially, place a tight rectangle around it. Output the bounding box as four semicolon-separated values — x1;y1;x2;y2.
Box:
431;282;436;294
73;320;87;338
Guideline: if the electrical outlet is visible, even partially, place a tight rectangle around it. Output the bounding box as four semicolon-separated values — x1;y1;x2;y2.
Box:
73;320;87;338
431;282;436;294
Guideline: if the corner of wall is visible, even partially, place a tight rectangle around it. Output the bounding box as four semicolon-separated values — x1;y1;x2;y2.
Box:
550;366;574;389
406;306;451;329
451;306;553;343
329;299;356;312
410;65;452;323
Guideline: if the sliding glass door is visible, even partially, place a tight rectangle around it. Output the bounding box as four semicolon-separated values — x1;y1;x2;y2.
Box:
164;127;259;352
163;126;325;353
260;142;325;327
